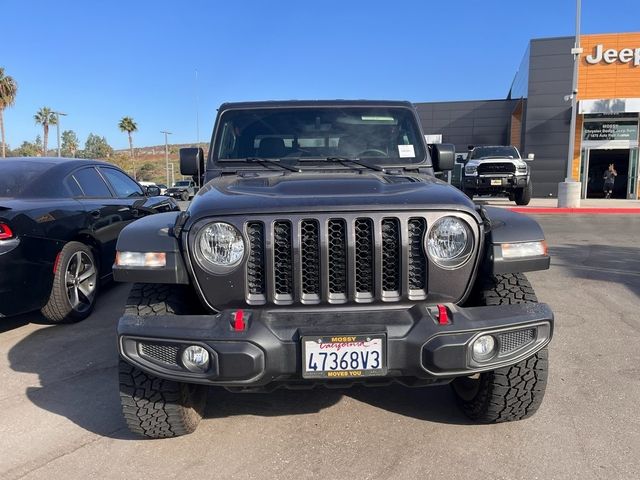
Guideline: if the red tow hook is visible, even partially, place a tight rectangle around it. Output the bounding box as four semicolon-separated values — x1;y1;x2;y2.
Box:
437;304;450;325
232;309;246;331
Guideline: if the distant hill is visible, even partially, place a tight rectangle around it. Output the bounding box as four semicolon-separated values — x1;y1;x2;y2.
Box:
115;142;209;185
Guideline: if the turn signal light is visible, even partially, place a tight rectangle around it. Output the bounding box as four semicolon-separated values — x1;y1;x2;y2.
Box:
501;241;547;259
115;251;166;267
0;223;14;240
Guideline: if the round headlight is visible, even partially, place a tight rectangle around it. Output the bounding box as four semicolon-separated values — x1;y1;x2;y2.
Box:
197;222;245;268
427;216;473;268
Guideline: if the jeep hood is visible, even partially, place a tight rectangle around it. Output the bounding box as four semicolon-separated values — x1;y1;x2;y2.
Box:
186;172;478;220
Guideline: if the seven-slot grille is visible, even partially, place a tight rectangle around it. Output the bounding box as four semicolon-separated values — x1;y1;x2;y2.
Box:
477;163;516;174
245;216;429;305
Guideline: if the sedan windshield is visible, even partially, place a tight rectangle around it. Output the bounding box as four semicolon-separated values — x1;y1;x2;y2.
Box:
214;107;426;165
0;161;53;197
470;146;520;159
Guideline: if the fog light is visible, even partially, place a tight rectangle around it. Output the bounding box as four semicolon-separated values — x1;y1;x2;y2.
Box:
472;335;497;362
181;345;210;373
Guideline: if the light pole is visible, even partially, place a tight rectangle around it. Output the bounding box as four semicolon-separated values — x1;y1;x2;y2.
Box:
168;162;175;186
161;131;172;186
558;0;582;208
52;111;67;157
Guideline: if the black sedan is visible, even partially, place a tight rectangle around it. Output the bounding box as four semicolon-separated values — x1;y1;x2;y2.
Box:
0;157;179;323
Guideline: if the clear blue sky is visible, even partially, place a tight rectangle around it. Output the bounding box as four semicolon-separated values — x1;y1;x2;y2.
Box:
2;0;638;150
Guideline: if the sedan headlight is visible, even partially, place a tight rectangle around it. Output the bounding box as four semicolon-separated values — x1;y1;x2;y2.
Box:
196;222;245;270
427;216;473;268
465;165;477;175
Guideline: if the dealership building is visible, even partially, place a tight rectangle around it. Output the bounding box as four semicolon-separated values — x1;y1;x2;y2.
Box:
415;32;640;199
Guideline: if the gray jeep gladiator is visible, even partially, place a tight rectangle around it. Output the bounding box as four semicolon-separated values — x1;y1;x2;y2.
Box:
113;101;553;438
165;179;198;201
462;145;534;205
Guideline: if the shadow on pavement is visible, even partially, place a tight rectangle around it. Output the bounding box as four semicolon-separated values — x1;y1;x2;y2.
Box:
548;243;640;297
205;382;470;426
9;280;471;439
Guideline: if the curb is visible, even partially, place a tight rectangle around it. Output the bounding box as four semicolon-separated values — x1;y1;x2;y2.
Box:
507;207;640;214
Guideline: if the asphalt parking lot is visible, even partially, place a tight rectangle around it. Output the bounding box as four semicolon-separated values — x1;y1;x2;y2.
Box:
1;214;639;480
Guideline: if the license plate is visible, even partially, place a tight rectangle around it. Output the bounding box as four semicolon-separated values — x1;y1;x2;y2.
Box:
491;179;502;186
302;334;386;379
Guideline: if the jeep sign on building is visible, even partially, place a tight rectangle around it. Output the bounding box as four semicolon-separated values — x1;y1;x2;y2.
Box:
415;32;640;199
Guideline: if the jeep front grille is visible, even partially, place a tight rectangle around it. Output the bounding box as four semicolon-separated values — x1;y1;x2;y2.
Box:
244;215;430;305
477;163;516;174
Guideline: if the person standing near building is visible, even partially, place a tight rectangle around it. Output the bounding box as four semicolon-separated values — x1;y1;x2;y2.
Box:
603;163;617;199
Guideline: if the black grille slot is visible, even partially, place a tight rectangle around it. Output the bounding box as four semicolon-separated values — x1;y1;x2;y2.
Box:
246;222;265;296
381;219;401;292
408;218;427;290
478;163;516;174
300;220;320;296
499;329;535;355
354;218;374;294
327;219;347;295
273;221;294;296
139;342;179;367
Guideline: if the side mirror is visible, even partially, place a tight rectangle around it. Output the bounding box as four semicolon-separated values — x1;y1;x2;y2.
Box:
145;185;161;197
431;143;455;171
467;144;475;151
180;147;205;176
526;153;535;161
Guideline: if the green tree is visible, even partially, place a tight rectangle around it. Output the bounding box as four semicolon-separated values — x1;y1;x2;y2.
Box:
118;116;138;179
34;107;57;155
137;162;157;181
83;133;113;159
61;130;79;158
0;67;18;158
12;140;40;157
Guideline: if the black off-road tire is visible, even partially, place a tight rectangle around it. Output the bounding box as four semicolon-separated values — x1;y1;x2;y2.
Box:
180;190;189;201
119;283;207;438
119;360;207;438
515;182;532;205
41;241;98;323
452;273;549;423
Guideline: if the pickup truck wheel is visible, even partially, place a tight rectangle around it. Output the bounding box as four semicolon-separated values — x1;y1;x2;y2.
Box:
119;283;207;438
41;241;99;323
462;188;474;200
452;273;549;423
515;182;532;205
180;191;189;201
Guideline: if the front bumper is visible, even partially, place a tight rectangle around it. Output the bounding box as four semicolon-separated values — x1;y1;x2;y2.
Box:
166;191;185;198
118;302;553;388
464;174;527;191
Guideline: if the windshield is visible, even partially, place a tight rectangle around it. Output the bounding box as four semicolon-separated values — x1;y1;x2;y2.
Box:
0;161;53;197
174;181;191;187
214;106;426;165
470;146;520;159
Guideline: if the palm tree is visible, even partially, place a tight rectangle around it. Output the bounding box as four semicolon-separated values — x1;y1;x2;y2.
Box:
0;67;18;158
34;107;57;156
118;116;138;179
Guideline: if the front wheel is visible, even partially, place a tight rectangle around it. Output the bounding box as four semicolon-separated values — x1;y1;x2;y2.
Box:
180;190;189;201
462;188;475;200
515;182;532;205
452;273;549;422
119;283;207;438
119;360;207;438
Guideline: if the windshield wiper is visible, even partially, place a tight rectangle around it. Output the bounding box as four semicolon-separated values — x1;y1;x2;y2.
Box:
300;156;386;173
244;157;300;173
